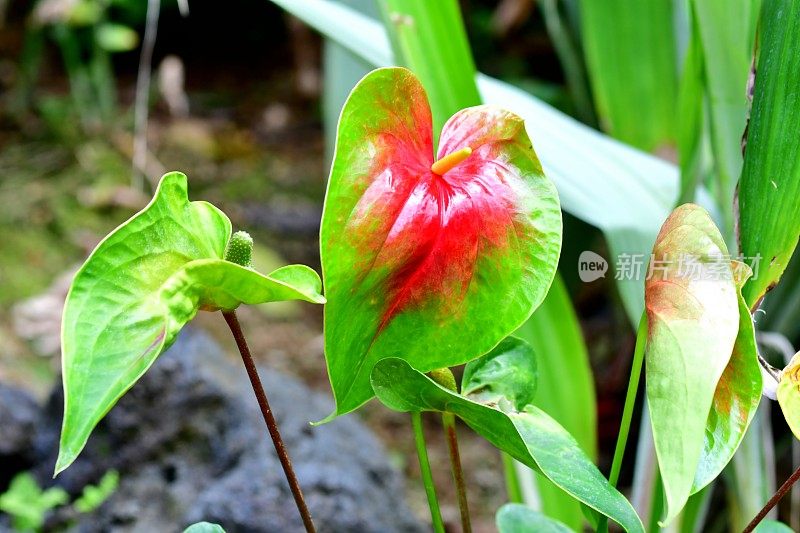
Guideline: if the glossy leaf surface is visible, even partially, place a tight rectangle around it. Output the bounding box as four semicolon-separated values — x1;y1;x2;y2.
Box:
496;503;572;533
321;67;561;417
777;351;800;441
58;173;324;474
739;0;800;308
645;204;739;524
371;356;644;533
692;264;761;493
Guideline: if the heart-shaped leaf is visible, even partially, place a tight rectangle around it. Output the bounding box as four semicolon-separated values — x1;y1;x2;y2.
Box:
777;351;800;441
645;203;740;524
692;263;762;493
58;172;324;474
496;503;572;533
371;355;644;533
321;67;562;418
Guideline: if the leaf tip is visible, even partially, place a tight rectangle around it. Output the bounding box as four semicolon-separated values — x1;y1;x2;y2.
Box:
53;452;73;478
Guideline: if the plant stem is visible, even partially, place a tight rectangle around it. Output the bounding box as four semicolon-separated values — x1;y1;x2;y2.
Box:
443;412;472;533
742;463;800;533
599;312;648;533
501;452;524;504
411;411;445;533
221;310;316;533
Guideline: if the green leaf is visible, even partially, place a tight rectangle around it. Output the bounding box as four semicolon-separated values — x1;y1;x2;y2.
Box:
692;264;762;493
183;522;227;533
321;67;561;418
739;0;800;308
777;351;800;440
58;172;324;474
579;0;678;151
461;336;537;411
371;356;644;533
496;503;573;533
645;203;740;524
0;472;69;531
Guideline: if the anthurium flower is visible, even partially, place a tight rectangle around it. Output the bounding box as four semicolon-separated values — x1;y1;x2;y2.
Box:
320;67;562;418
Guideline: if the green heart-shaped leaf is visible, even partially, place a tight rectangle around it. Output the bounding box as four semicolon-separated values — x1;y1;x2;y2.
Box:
496;503;573;533
371;355;644;533
645;203;740;524
321;67;562;418
777;351;800;441
692;263;762;493
58;172;324;474
461;336;537;411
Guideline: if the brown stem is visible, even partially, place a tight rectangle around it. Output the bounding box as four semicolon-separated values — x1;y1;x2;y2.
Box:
222;310;316;533
443;412;472;533
743;463;800;533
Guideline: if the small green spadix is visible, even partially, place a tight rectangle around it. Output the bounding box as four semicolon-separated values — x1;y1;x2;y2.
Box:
225;231;254;267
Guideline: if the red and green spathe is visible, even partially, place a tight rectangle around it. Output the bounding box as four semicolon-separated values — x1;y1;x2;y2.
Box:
321;67;562;418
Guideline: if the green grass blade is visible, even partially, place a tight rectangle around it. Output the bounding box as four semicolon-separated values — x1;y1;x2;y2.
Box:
579;0;678;151
538;0;596;125
378;0;480;136
692;0;760;237
739;0;800;308
677;10;707;204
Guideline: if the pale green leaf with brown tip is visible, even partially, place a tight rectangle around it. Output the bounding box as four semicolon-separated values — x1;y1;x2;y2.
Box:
645;203;740;524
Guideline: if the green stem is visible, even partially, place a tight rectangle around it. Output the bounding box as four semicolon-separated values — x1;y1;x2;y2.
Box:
443;412;472;533
411;411;445;533
501;452;524;504
599;311;648;533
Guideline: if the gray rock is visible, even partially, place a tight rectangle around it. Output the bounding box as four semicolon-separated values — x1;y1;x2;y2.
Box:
32;328;421;533
0;383;39;457
0;383;40;490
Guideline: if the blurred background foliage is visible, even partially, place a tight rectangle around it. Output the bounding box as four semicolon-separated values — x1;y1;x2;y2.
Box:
0;0;798;531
